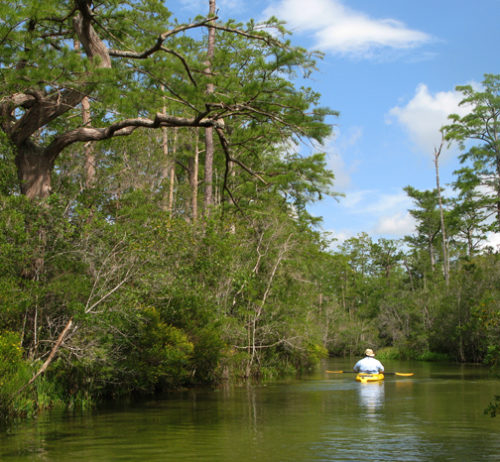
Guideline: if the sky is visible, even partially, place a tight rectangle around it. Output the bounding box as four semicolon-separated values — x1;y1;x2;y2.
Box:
173;0;500;248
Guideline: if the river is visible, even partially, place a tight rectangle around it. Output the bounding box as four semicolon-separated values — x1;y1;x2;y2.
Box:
1;359;499;461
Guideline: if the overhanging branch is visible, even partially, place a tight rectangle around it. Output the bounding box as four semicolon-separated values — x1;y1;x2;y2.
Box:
45;113;224;160
215;127;267;184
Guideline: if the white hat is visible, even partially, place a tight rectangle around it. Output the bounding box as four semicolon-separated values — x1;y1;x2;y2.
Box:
364;348;375;357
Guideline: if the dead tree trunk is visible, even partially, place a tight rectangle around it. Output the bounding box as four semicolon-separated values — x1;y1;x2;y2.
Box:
203;0;216;215
190;129;200;222
160;125;170;210
169;128;178;213
434;136;449;286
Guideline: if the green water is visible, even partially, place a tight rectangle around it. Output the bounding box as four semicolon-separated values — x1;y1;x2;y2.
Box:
1;360;499;461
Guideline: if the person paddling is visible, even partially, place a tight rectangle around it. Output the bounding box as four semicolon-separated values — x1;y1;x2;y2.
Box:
353;348;384;374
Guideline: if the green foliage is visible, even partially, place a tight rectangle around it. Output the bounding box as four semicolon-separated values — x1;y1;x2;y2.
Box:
484;395;500;418
0;331;23;379
0;133;18;195
190;325;227;384
119;307;194;392
416;351;451;362
444;74;500;231
0;332;33;423
375;347;401;360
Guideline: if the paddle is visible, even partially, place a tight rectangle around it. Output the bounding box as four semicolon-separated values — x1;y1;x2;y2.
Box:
326;370;414;377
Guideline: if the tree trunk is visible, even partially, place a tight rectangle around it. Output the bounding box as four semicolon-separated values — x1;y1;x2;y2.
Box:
496;152;500;230
190;129;200;222
160;126;169;210
159;86;174;212
434;139;449;286
169;128;178;213
204;132;214;213
82;96;95;188
15;142;53;199
75;39;95;189
467;230;473;257
203;0;216;215
428;239;435;271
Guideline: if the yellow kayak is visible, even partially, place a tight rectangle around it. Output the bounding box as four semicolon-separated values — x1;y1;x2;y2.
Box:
356;373;384;383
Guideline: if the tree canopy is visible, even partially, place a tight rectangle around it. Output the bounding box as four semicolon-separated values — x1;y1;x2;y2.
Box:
0;0;335;199
444;74;500;231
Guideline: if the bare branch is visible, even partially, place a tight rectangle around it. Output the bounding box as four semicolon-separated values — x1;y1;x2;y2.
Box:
258;233;293;316
209;23;282;47
233;336;302;349
85;266;133;314
108;17;218;60
160;47;198;86
0;19;28;47
14;317;74;397
215;127;267;184
40;7;78;24
135;66;199;109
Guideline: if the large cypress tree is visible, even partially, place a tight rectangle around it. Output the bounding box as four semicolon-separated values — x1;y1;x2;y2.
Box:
0;0;334;200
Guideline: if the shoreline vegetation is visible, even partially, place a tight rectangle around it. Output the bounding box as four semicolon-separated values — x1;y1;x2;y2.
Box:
0;1;498;426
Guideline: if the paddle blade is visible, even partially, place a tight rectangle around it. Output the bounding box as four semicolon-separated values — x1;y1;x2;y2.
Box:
325;370;344;373
395;372;414;376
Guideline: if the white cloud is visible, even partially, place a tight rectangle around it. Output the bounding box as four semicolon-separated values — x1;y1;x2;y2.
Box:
373;212;416;236
324;210;416;246
322;127;363;191
327;153;351;190
484;233;500;251
264;0;431;57
341;189;374;209
329;189;415;240
339;126;363;150
365;192;411;215
326;229;356;245
343;190;411;215
388;83;472;156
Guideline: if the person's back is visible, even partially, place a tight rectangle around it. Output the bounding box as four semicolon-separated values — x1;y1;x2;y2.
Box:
353;349;384;373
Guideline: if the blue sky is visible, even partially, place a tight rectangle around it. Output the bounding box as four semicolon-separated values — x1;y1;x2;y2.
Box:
174;0;500;247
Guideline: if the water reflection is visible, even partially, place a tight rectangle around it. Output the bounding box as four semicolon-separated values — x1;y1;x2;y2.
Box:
357;382;384;417
2;361;500;462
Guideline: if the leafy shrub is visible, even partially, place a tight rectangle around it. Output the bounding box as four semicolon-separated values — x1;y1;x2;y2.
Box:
190;326;227;384
376;346;401;360
0;331;23;377
0;332;31;423
416;351;450;362
119;307;194;393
